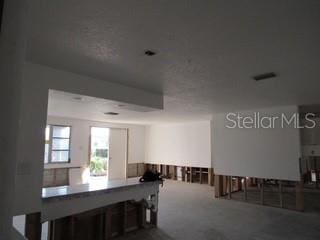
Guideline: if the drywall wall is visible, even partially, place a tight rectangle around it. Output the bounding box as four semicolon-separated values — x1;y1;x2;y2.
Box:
14;62;161;215
212;105;301;181
26;63;164;110
301;118;319;146
145;121;212;168
13;75;49;215
46;116;145;167
46;116;145;183
0;0;29;237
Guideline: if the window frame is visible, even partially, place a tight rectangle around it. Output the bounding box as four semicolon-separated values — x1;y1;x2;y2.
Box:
45;124;72;164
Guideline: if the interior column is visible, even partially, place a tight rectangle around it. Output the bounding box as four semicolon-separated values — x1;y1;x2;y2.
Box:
0;0;31;238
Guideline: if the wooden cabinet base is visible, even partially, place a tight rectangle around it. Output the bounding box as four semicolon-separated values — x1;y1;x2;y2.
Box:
48;200;151;240
25;212;42;240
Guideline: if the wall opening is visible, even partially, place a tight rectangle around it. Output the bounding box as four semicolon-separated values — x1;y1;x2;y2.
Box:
89;127;110;180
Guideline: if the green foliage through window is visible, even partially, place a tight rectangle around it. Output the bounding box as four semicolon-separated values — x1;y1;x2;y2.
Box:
94;149;108;159
90;157;107;176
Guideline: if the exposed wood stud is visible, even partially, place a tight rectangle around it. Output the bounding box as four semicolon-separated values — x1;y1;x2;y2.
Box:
25;212;42;240
182;167;186;181
228;176;232;199
105;208;112;239
296;179;304;211
315;158;319;189
208;168;214;186
225;176;228;195
138;202;146;228
279;180;283;208
173;166;177;180
214;175;223;198
244;177;248;201
122;202;127;235
237;177;242;191
260;179;264;205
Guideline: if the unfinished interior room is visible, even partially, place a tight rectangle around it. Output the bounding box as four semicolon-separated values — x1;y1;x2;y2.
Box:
1;1;320;240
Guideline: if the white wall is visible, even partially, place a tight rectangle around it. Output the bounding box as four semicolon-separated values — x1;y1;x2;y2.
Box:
45;116;145;184
46;115;145;168
26;63;164;111
108;128;128;180
0;0;30;237
212;105;301;181
300;117;320;146
14;63;161;215
46;116;145;184
145;121;212;168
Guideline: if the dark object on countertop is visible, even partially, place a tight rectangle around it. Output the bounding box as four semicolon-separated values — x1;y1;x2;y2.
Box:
139;170;164;186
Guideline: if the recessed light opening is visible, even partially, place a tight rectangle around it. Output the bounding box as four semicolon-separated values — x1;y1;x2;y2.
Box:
73;96;84;101
144;50;156;56
253;72;277;81
104;112;119;116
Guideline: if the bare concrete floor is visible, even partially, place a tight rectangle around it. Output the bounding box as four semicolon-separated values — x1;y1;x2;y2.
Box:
118;180;320;240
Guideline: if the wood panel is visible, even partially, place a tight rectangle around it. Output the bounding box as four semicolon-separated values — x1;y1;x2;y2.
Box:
215;175;305;212
49;216;74;240
25;212;41;240
144;164;214;186
43;168;70;187
296;180;304;211
48;201;148;240
214;175;223;198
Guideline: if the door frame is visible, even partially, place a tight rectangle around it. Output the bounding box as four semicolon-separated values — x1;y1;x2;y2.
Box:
88;126;128;179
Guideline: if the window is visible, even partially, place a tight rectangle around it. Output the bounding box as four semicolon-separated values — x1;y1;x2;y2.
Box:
45;125;71;163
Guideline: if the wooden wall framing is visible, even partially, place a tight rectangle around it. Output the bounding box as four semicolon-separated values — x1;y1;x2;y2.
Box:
25;200;157;240
145;164;214;186
214;175;304;212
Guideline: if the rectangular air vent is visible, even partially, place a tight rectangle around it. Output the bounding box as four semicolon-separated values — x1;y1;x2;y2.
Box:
253;72;277;81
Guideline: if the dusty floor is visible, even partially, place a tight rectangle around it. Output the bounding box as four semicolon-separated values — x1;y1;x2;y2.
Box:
13;180;320;240
117;180;320;240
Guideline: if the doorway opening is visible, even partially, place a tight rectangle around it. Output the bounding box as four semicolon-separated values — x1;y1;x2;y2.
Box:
90;127;110;180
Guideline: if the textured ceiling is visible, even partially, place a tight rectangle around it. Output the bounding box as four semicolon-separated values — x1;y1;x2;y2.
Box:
28;0;320;122
48;90;212;124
